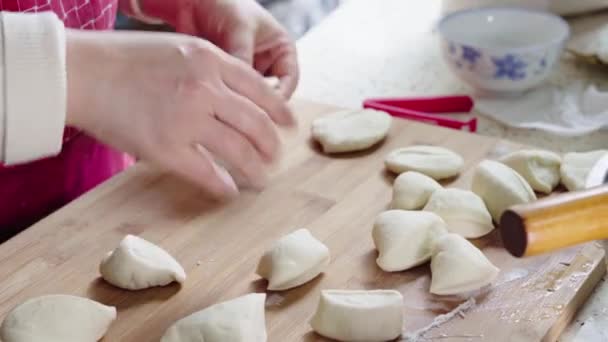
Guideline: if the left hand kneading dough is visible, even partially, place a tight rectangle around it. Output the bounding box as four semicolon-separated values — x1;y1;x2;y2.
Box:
99;235;186;290
310;289;404;342
161;293;267;342
0;295;116;342
256;228;330;290
311;109;391;153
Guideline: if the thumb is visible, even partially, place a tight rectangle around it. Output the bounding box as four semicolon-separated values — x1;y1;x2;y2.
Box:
224;29;255;65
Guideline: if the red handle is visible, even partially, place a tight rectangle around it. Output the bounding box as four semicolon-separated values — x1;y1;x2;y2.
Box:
363;96;477;132
366;96;474;113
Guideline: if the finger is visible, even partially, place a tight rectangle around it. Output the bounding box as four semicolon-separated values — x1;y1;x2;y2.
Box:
220;53;295;127
269;46;299;99
165;145;239;199
224;29;255;65
253;49;275;75
216;91;281;162
199;118;268;189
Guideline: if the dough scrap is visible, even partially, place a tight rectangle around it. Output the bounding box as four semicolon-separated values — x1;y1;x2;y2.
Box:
256;228;330;291
385;145;464;180
310;289;404;342
471;160;537;222
0;295;116;342
391;171;442;210
372;210;447;272
161;293;266;342
99;235;186;290
499;149;562;194
560;150;608;191
311;109;392;153
430;234;500;295
423;188;494;239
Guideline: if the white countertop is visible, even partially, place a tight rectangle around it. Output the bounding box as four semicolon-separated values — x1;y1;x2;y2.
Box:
294;0;607;152
294;0;607;340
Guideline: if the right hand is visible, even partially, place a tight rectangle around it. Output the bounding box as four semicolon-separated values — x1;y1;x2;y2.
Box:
66;30;295;199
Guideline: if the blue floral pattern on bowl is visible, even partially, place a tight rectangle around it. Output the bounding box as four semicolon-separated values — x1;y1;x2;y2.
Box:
442;41;559;93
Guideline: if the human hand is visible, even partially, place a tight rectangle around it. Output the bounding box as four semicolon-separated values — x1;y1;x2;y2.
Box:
66;29;294;199
143;0;299;98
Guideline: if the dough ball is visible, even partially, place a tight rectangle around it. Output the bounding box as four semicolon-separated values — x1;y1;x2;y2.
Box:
256;228;330;291
311;109;392;153
264;76;280;89
560;150;608;191
391;171;442;210
0;295;116;342
430;234;500;295
161;293;266;342
423;188;494;239
372;210;447;272
385;145;464;180
471;160;536;222
499;149;562;194
310;289;403;342
99;235;186;290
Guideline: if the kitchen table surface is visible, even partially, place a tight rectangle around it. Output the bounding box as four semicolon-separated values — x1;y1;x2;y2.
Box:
293;0;608;340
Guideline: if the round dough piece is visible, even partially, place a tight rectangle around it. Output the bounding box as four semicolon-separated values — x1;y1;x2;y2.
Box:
423;188;494;239
256;228;330;291
99;235;186;290
310;289;403;342
499;149;562;194
430;234;500;295
311;109;392;153
471;160;537;223
161;293;266;342
385;145;464;180
372;210;448;272
0;295;116;342
560;150;608;191
391;171;442;210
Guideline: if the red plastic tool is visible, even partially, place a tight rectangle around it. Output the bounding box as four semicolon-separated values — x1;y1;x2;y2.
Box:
363;95;477;132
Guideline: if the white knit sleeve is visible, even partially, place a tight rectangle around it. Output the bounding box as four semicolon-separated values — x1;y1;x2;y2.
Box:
0;11;67;165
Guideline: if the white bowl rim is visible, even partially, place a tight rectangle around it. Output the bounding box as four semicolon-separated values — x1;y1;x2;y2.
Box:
438;7;570;53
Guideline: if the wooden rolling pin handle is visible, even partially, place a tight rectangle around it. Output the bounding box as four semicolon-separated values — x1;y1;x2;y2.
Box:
500;185;608;258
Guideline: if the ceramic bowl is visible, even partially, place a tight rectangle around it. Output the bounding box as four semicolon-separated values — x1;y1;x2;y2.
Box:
438;7;570;94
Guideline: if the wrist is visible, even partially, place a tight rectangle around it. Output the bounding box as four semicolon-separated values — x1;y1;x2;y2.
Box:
65;29;102;129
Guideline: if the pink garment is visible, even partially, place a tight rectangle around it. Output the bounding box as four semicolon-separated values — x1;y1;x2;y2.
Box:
0;0;134;240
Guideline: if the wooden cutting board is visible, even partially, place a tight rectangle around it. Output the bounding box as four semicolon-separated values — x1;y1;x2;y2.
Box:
0;100;604;342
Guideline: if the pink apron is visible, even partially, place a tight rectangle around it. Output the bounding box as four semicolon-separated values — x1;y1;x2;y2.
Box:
0;0;133;241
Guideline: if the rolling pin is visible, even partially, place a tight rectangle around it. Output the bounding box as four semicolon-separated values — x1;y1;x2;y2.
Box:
499;185;608;257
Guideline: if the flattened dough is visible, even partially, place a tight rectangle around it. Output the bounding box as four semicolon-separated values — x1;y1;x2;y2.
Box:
372;210;447;272
256;229;330;290
311;109;392;153
162;293;266;342
99;235;186;290
560;150;608;191
430;234;500;295
499;149;562;194
472;160;536;222
391;171;442;210
0;295;116;342
385;145;464;180
310;289;404;342
423;188;494;239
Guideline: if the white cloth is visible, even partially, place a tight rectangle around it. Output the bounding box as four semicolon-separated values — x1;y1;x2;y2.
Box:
475;81;608;137
0;12;66;165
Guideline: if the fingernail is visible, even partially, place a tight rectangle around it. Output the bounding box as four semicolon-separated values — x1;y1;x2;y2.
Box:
214;162;239;197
